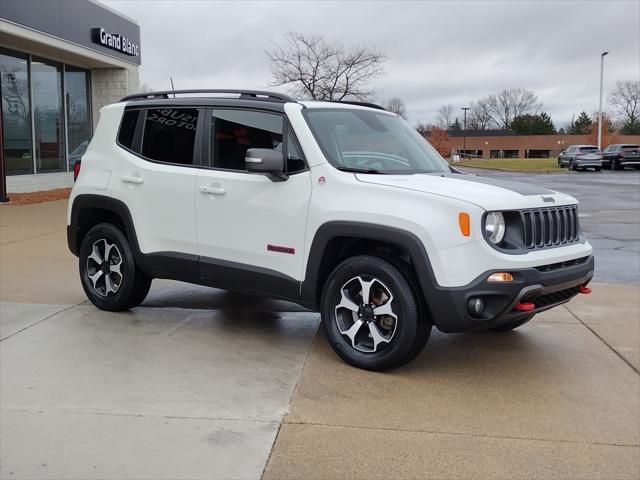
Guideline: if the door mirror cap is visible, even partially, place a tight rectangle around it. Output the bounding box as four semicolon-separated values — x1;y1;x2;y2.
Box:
245;148;287;182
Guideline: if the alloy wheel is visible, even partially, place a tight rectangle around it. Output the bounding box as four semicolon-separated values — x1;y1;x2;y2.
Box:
86;238;123;296
334;276;398;353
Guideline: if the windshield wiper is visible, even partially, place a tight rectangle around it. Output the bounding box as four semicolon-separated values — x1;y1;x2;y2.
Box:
336;166;382;174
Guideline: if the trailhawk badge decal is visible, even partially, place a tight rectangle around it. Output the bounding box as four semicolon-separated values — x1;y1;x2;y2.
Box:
267;244;296;254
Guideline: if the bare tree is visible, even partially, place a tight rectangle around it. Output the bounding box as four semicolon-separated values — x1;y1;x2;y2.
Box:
486;88;541;129
415;120;433;132
467;99;493;130
384;97;407;118
608;80;640;133
266;32;385;101
435;104;454;129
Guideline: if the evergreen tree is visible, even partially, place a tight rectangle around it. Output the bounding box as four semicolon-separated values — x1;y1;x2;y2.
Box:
569;111;592;134
620;118;640;135
510;112;556;134
449;117;463;132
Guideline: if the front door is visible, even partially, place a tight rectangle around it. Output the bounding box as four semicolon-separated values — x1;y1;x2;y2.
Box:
195;108;311;298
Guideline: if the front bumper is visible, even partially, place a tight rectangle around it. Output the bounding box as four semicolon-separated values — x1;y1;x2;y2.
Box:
426;255;594;333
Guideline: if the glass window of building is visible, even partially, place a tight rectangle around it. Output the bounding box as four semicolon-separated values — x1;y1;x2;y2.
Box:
0;49;33;175
31;57;65;173
64;66;91;169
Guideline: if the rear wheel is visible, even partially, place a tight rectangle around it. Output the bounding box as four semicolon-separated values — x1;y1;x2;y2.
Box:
489;315;534;332
321;255;431;371
79;223;151;311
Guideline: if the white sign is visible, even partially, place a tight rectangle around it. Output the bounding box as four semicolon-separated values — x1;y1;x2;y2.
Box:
92;27;139;57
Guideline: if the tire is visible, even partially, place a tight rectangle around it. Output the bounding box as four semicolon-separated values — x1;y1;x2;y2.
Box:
321;255;431;371
595;167;601;172
557;159;562;168
79;223;152;311
489;315;534;332
610;159;616;170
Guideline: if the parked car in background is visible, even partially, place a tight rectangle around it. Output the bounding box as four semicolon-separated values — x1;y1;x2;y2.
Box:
557;145;602;171
602;144;640;170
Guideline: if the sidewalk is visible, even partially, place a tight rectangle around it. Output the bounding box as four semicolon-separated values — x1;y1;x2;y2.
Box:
1;199;638;479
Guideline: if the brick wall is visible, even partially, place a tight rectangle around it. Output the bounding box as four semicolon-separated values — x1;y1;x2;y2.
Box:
91;65;139;129
425;132;640;158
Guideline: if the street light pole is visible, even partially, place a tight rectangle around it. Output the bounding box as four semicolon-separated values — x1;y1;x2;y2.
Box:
461;107;470;157
598;51;609;150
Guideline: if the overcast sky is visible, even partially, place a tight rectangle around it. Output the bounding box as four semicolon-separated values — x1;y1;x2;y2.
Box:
102;0;639;127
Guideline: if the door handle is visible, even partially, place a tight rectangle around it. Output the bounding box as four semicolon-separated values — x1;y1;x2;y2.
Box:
199;185;227;196
121;174;144;184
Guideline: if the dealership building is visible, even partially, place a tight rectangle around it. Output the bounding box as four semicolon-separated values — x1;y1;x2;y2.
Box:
0;0;140;198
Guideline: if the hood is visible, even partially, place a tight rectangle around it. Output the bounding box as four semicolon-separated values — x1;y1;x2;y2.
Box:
355;172;578;210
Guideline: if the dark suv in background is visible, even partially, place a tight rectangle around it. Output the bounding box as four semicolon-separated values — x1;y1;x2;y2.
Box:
602;144;640;170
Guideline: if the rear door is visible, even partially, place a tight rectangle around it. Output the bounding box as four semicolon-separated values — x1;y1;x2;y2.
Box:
112;107;202;273
195;108;311;297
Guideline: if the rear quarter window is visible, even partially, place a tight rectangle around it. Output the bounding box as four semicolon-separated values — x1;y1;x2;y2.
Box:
117;109;140;150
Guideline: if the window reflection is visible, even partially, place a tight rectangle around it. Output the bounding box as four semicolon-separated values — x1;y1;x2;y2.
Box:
1;50;33;175
32;57;65;173
65;66;91;169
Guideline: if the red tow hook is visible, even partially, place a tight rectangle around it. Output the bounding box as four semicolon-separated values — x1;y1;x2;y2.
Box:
579;286;592;294
515;301;536;312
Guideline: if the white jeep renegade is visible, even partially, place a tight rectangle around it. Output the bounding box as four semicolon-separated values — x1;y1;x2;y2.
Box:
68;89;594;370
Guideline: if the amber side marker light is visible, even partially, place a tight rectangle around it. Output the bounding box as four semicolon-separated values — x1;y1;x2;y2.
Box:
487;272;514;283
458;212;470;236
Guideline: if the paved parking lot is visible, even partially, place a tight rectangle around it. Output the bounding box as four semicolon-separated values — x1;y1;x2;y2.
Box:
1;168;639;479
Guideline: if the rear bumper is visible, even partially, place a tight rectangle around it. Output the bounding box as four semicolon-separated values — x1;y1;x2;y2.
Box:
575;160;602;167
425;255;594;333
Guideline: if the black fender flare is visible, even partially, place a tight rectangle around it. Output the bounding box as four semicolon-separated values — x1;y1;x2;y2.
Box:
300;221;439;311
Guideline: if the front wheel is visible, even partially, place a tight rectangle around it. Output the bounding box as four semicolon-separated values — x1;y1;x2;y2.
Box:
321;255;431;371
79;223;152;311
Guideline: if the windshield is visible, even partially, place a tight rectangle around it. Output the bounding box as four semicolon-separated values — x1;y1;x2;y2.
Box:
303;108;450;174
579;147;599;152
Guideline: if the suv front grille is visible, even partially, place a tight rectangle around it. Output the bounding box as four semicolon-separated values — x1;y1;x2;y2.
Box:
520;206;580;250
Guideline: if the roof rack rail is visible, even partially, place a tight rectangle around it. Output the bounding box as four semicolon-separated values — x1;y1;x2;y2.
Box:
120;89;296;103
329;100;387;111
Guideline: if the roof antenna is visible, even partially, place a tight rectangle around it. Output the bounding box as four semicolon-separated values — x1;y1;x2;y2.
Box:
170;77;176;98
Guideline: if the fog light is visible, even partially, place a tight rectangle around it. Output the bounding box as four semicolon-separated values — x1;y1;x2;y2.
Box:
467;297;484;317
487;272;514;282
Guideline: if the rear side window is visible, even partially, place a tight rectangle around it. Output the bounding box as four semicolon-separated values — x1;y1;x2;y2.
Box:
118;109;140;150
210;109;283;171
141;108;199;165
622;145;639;150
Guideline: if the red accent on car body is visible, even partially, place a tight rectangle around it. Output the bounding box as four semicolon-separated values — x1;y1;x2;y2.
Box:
267;244;295;254
514;301;536;311
579;286;591;294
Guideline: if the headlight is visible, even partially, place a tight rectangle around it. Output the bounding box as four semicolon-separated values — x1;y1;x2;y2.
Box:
485;212;506;244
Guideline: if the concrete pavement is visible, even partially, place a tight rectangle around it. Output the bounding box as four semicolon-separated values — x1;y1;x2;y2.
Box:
1;196;639;479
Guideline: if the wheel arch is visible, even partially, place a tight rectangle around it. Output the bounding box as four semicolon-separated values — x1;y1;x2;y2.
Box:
301;222;438;312
68;194;141;259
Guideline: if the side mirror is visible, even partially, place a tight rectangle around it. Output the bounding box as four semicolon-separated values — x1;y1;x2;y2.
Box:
245;148;287;182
